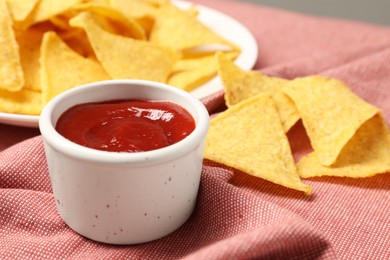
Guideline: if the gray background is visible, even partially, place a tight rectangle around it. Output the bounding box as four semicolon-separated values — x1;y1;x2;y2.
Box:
239;0;390;26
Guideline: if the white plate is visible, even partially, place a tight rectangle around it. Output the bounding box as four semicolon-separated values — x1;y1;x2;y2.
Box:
0;1;258;128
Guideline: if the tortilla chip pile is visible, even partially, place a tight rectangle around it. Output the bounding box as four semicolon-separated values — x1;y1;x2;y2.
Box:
204;53;390;195
0;0;239;115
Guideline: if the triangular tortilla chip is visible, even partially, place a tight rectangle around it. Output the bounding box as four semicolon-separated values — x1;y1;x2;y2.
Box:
69;12;176;83
0;0;24;91
16;27;44;91
297;115;390;178
217;53;300;133
150;4;238;52
40;31;110;104
283;76;379;166
205;93;312;195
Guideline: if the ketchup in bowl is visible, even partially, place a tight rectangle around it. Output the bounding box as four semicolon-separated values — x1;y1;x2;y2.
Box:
56;99;196;152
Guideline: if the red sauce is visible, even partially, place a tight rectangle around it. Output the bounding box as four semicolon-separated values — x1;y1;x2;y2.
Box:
55;99;196;152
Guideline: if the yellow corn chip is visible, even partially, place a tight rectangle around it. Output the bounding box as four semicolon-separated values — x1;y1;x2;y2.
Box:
297;115;390;178
205;93;312;195
283;76;379;166
0;0;24;91
40;31;110;104
70;12;176;83
217;53;300;133
272;90;300;133
169;51;238;91
150;4;238;52
71;2;146;40
6;0;39;22
0;88;41;115
16;27;44;91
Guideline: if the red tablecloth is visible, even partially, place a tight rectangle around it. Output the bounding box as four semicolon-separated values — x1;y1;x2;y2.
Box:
1;0;390;259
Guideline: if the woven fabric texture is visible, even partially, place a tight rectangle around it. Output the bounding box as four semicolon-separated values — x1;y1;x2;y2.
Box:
1;0;390;259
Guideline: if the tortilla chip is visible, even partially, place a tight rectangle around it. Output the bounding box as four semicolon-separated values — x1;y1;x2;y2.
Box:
150;4;238;52
168;67;216;92
283;76;379;166
6;0;40;22
0;88;42;115
169;51;238;91
217;53;300;133
70;12;176;83
205;93;312;195
16;27;44;91
71;2;146;40
0;0;24;91
297;115;390;178
40;31;110;104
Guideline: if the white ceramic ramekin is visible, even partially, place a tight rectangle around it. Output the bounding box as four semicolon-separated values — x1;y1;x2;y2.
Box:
39;80;209;244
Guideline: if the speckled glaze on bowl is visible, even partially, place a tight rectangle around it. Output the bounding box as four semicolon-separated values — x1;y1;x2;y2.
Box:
39;80;209;244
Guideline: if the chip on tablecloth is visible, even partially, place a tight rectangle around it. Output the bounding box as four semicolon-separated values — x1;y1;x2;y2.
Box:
216;53;300;133
204;93;312;195
40;31;110;104
283;76;379;166
70;12;176;83
0;0;24;91
297;115;390;178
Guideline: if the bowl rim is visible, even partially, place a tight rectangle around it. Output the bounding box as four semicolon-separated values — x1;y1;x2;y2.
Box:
39;79;210;166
